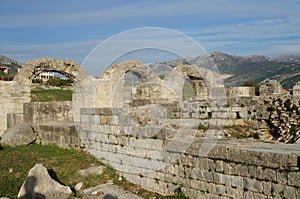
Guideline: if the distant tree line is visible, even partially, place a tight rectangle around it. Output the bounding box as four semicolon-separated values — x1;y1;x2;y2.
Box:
46;77;73;87
32;77;73;87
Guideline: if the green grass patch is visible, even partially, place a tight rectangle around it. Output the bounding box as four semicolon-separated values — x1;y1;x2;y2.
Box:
0;144;189;199
31;89;72;102
197;123;209;131
0;144;99;198
182;84;196;100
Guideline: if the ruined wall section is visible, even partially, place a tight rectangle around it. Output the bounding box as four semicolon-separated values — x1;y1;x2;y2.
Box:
0;81;30;135
78;62;300;198
22;101;81;148
80;107;300;199
0;58;95;137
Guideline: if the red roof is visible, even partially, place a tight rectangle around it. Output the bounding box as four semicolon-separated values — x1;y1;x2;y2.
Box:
0;65;8;69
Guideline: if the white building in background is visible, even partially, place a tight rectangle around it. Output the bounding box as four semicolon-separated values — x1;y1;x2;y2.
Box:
0;65;9;74
37;71;55;83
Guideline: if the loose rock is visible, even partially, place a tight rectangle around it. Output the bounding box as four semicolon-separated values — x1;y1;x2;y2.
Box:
1;123;36;146
18;164;72;199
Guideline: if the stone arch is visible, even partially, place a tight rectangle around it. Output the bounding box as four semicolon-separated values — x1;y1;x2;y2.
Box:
13;58;89;86
172;64;210;101
0;58;95;137
95;60;162;107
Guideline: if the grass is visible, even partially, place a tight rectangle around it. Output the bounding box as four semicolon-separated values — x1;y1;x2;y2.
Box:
31;89;72;102
182;84;196;99
0;144;189;199
197;123;209;131
0;144;99;198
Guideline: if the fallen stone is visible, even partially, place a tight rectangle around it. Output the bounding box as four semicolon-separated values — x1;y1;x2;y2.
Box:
81;183;142;199
18;164;72;199
75;182;83;191
77;165;106;176
1;123;36;146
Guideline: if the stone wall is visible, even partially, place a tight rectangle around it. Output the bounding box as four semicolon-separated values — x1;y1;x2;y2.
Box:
23;101;81;148
226;86;255;98
1;58;300;198
80;107;300;198
23;101;73;123
0;81;30;136
0;58;94;137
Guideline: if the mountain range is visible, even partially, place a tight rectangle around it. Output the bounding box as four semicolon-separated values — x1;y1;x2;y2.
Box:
151;51;300;89
2;51;300;89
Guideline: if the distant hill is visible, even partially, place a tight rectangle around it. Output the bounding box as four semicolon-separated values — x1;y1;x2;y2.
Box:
0;55;23;75
2;52;300;89
150;51;300;89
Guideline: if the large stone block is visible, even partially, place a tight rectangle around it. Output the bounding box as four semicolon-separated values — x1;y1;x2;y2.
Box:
288;171;300;187
244;178;263;193
18;164;72;199
1;123;36;146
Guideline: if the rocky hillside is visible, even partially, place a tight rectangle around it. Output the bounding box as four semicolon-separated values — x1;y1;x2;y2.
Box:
151;51;300;89
0;55;23;75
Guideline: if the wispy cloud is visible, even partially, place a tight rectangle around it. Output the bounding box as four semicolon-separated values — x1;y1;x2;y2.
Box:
1;0;300;66
1;0;299;28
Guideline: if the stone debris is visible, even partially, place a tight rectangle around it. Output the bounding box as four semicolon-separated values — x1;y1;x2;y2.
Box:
0;123;36;146
75;182;83;191
81;183;143;199
18;164;72;199
77;165;106;177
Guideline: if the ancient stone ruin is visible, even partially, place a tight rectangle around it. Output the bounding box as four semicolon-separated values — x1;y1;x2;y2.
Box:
0;58;299;198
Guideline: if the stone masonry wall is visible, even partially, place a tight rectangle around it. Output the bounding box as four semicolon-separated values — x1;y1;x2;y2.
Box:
80;107;300;199
23;101;81;148
0;81;30;136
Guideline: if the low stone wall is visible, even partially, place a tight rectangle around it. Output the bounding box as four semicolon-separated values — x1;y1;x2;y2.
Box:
80;107;300;199
23;101;81;148
33;123;81;148
23;101;73;123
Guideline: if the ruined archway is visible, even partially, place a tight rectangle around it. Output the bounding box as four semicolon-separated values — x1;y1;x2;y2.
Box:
172;64;211;101
95;60;163;108
1;58;96;143
13;58;88;86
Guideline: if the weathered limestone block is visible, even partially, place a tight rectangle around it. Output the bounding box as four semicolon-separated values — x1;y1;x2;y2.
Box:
288;171;300;187
259;80;287;95
24;101;73;123
244;178;263;193
293;82;300;96
33;123;81;148
226;86;255;98
18;164;72;199
77;165;106;176
1;123;36;146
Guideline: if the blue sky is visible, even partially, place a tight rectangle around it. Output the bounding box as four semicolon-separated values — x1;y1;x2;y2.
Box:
1;0;300;75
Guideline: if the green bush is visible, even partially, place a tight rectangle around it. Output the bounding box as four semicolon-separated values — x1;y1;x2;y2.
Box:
46;77;73;87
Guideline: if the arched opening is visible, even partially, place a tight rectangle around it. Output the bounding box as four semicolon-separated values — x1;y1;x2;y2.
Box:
8;58;91;148
31;71;73;102
182;77;197;101
114;71;141;108
173;65;209;102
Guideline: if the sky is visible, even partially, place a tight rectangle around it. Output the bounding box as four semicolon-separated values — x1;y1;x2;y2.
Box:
0;0;300;75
